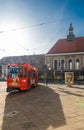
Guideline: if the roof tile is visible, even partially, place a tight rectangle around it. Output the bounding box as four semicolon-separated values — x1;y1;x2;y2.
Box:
47;37;84;54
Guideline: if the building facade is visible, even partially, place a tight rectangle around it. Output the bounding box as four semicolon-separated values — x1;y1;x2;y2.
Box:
45;24;84;82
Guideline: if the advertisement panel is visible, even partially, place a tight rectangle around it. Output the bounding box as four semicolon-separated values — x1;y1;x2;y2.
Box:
65;72;74;86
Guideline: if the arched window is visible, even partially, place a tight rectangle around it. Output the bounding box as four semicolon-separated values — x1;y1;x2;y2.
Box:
61;60;65;70
76;59;80;70
69;59;72;70
54;60;57;70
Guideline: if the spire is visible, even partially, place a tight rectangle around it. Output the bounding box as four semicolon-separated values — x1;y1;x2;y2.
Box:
67;23;75;41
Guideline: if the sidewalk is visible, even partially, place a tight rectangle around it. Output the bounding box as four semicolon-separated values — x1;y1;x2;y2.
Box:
0;82;84;130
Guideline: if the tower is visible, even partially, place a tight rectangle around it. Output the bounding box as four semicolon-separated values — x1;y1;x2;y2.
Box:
67;23;75;41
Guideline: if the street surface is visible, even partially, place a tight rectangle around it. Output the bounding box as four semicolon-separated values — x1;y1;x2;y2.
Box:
0;82;84;130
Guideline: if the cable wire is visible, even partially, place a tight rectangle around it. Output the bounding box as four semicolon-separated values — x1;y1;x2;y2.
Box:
0;17;74;33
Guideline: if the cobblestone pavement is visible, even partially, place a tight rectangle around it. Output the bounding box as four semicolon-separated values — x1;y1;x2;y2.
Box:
0;82;84;130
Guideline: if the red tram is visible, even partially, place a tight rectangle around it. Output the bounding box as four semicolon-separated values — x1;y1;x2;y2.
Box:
7;63;38;92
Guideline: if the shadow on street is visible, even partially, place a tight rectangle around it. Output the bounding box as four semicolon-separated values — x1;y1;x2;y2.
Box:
2;85;66;130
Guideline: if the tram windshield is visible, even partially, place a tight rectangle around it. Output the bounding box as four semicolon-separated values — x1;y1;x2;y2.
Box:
8;66;27;78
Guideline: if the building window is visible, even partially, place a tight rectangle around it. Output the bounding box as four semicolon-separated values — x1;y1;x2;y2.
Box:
69;59;72;70
76;59;80;70
54;60;57;70
61;60;65;70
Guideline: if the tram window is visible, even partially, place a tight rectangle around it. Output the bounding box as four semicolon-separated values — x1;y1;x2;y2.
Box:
23;68;27;78
30;70;35;78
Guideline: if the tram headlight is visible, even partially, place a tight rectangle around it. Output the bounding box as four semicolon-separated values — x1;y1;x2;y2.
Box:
22;79;27;82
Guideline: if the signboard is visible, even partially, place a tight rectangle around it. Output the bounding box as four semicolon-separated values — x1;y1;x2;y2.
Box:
65;72;74;86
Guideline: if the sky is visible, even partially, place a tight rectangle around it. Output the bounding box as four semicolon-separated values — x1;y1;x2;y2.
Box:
0;0;84;59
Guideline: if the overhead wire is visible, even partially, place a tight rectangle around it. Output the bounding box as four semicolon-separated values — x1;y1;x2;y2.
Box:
0;17;74;33
0;16;74;57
